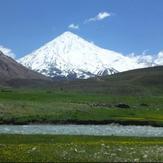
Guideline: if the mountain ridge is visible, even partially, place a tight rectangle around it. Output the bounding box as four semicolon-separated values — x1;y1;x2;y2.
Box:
0;51;49;85
19;31;151;79
51;65;163;96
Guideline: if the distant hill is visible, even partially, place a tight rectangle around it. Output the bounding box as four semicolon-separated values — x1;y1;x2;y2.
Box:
54;66;163;95
0;51;50;86
2;52;163;96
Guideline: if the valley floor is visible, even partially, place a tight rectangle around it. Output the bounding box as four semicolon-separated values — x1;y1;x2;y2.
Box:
0;89;163;126
0;134;163;162
0;88;163;162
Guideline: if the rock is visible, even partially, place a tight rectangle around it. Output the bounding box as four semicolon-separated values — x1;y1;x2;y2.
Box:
115;103;130;108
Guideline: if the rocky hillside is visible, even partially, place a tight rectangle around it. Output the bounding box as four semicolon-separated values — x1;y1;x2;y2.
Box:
0;51;49;85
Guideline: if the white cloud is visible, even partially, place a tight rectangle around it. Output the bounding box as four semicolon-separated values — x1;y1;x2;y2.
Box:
85;12;111;23
128;50;163;67
68;24;79;30
129;53;154;67
0;45;16;59
155;51;163;65
96;12;111;20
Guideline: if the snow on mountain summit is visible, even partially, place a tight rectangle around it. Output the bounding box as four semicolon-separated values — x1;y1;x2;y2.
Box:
18;31;148;79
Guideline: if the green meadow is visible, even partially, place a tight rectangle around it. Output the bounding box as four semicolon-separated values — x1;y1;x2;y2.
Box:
0;135;163;162
0;89;163;126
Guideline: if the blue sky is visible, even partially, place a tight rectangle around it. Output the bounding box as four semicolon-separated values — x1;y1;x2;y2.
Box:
0;0;163;58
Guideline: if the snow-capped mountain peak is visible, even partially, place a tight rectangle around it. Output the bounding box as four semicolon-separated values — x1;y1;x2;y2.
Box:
18;31;150;79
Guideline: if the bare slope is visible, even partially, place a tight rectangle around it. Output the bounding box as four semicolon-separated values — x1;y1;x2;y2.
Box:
0;51;49;85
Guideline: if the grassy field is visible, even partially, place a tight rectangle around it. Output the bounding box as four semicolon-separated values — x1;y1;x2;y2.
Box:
0;67;163;162
0;134;163;162
0;88;163;126
0;66;163;125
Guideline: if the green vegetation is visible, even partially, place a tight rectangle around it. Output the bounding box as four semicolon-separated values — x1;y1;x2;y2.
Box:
0;134;163;162
0;66;163;162
0;66;162;125
0;89;163;126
